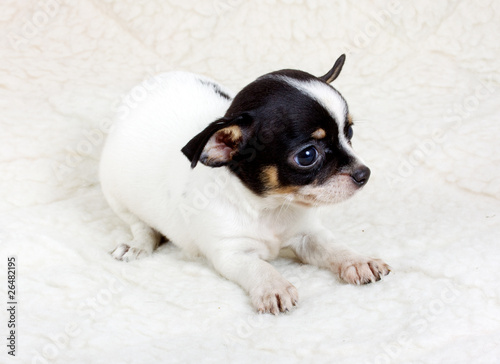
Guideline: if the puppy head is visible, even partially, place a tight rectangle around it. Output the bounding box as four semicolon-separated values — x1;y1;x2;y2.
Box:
182;55;370;206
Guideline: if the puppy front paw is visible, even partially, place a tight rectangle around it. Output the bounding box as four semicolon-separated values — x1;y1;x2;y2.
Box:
338;258;390;285
111;243;150;262
251;280;299;315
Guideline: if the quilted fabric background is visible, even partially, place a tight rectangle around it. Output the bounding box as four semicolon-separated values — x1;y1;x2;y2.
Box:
1;0;499;363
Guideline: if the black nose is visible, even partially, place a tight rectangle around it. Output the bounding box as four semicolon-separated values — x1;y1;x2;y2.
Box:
350;166;371;186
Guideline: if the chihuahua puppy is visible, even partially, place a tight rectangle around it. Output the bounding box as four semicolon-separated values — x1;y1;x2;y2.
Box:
99;55;390;314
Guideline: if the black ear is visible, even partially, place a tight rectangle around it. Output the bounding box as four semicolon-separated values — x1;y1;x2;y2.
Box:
319;54;346;84
181;114;251;168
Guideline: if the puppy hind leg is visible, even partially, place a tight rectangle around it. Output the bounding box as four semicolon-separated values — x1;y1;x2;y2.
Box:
110;210;161;262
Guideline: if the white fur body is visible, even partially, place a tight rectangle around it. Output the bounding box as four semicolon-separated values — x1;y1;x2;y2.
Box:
101;72;305;259
100;71;389;314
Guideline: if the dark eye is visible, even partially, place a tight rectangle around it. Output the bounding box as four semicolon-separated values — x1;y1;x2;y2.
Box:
294;146;319;167
346;125;353;140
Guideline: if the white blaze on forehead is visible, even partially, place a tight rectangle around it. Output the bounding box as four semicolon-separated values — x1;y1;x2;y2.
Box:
277;76;347;128
277;76;354;153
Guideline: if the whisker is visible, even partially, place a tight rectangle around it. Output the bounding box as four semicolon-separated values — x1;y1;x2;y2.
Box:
351;120;371;124
274;195;293;223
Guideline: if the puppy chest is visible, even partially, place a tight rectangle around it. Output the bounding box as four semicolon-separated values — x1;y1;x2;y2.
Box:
251;213;296;252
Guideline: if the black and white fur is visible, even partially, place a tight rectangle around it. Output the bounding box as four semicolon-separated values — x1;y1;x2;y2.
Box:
99;55;390;314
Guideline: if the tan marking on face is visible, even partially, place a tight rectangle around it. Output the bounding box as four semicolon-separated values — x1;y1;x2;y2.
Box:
261;165;279;188
261;166;299;195
275;185;300;194
311;128;326;139
347;114;353;126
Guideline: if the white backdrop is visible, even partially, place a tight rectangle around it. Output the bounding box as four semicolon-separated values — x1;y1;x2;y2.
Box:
1;0;500;363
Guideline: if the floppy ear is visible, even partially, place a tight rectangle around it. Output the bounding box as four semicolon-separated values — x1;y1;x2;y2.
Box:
319;54;346;84
181;114;251;168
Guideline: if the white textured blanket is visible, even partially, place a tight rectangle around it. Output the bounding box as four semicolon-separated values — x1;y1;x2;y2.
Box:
1;0;499;363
